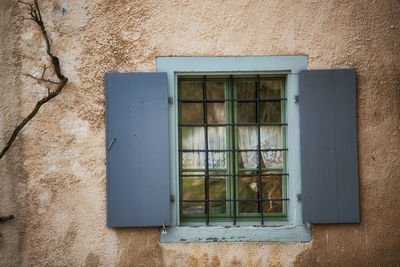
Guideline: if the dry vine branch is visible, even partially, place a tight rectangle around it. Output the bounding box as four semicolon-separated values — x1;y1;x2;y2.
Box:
0;0;68;161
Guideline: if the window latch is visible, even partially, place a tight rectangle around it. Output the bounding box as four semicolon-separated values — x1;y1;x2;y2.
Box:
107;136;117;150
161;220;167;235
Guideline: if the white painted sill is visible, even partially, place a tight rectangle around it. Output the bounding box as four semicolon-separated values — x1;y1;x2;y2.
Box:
160;224;311;243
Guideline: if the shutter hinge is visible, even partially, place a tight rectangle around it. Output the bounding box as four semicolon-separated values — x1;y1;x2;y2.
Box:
162;220;167;235
168;97;173;104
295;95;299;103
170;195;175;203
296;194;302;201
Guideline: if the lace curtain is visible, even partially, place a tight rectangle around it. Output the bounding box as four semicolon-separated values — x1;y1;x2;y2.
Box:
182;127;282;169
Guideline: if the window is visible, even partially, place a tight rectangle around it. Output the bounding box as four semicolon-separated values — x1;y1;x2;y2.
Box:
179;76;288;225
104;56;360;243
155;56;313;242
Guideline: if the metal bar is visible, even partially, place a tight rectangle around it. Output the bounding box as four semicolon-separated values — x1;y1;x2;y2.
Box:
179;123;287;127
180;173;289;177
256;75;264;225
230;75;237;225
179;98;287;103
181;198;289;202
203;75;210;225
180;148;288;153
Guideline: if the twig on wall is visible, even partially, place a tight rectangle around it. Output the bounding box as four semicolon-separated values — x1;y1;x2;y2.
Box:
0;0;68;160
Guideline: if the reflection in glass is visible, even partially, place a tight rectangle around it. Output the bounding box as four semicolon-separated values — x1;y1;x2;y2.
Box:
209;176;227;213
237;102;256;123
237;81;256;99
182;175;204;214
181;81;203;99
260;80;281;99
208;103;225;124
238;171;283;213
260;102;281;122
207;81;225;99
182;103;203;124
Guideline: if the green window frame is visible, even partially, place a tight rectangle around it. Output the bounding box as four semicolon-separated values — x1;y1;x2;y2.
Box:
178;76;288;224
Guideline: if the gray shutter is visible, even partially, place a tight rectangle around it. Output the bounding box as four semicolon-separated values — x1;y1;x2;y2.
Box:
299;69;360;223
105;72;170;227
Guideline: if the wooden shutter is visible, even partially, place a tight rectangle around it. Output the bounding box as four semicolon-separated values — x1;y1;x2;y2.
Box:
299;69;360;223
105;72;170;227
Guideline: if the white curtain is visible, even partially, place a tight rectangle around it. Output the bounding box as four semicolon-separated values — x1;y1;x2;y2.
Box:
238;127;282;169
182;127;226;169
182;127;282;169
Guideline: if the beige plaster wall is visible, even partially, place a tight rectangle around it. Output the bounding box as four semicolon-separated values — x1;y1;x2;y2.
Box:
0;0;399;266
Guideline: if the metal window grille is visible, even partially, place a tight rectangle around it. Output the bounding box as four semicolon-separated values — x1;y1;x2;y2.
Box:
178;75;289;225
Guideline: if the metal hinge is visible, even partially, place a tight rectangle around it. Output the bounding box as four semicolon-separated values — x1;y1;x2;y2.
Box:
168;97;173;104
295;95;299;103
161;220;167;235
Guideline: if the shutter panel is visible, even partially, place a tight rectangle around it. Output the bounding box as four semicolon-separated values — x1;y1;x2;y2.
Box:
105;72;170;227
299;69;360;223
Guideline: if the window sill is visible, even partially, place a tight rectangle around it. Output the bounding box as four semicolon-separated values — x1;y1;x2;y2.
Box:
160;224;312;243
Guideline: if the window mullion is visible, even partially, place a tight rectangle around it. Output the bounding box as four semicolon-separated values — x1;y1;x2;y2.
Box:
203;76;210;225
256;75;265;225
230;75;237;226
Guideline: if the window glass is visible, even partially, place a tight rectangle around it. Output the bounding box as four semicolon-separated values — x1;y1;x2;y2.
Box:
181;81;203;99
179;77;286;223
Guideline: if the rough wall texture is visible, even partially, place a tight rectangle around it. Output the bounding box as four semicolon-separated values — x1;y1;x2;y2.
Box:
0;0;399;266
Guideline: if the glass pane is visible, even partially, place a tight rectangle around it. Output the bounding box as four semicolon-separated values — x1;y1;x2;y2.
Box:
182;103;203;124
182;175;205;214
237;81;256;99
207;81;225;100
182;127;205;150
238;171;283;214
260;80;281;99
260;126;282;150
181;81;203;100
209;176;227;214
261;151;283;169
237;102;256;123
262;171;283;213
182;152;205;169
260;102;281;122
238;127;258;169
208;152;226;169
208;127;226;150
238;171;259;213
207;103;225;124
261;126;283;168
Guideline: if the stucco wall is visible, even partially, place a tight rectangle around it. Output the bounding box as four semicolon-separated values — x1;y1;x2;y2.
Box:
0;0;399;266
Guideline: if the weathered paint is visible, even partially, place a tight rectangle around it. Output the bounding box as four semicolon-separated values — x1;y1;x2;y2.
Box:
0;0;399;266
161;226;311;243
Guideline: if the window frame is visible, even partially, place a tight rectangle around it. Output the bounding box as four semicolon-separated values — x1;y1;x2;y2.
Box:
178;76;288;223
156;56;312;242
